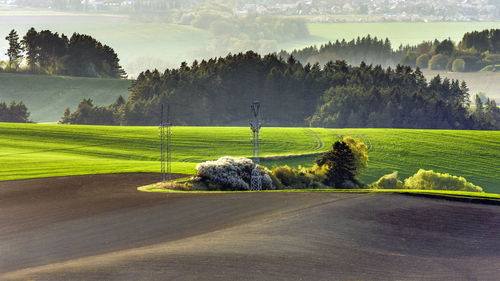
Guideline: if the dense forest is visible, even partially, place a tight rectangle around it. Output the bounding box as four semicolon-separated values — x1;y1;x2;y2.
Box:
280;29;500;72
0;101;30;123
61;51;500;130
3;28;126;78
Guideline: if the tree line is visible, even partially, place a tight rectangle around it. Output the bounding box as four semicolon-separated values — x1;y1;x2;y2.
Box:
279;29;500;72
0;101;30;123
3;28;126;78
278;35;409;67
61;51;500;130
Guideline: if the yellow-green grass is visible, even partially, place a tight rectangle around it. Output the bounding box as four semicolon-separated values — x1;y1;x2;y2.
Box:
0;123;331;181
263;128;500;194
1;123;498;193
0;73;130;122
138;184;500;201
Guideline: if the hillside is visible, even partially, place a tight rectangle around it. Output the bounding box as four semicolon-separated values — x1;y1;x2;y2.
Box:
0;123;498;193
0;73;130;122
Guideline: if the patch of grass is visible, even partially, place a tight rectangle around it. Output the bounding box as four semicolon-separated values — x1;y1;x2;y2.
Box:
0;73;130;122
138;184;500;202
1;124;498;193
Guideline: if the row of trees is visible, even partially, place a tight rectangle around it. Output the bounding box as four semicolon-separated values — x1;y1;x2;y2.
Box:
4;28;126;78
280;29;500;72
279;35;409;67
0;101;30;123
61;51;499;130
398;29;500;72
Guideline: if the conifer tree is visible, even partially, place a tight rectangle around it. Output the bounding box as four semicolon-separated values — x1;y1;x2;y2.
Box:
5;29;23;70
316;141;356;188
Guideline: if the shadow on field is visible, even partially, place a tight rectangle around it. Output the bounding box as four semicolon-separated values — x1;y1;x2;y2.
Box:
0;174;499;280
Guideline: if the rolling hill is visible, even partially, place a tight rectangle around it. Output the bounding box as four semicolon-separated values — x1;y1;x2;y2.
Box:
0;123;498;193
0;73;130;122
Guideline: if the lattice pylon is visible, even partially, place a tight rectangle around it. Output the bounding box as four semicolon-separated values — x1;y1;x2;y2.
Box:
250;101;262;191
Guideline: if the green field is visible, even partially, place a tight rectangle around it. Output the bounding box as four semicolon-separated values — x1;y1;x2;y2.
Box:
0;73;130;122
0;123;498;193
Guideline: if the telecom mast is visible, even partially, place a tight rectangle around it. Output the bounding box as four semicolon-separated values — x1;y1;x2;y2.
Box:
250;101;262;191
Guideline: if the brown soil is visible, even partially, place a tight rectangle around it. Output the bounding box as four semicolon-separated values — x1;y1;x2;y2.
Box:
1;173;499;280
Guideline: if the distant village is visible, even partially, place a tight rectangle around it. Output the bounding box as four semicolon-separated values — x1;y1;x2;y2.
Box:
1;0;498;22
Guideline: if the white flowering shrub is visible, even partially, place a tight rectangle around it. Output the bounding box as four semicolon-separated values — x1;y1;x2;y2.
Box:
195;156;273;191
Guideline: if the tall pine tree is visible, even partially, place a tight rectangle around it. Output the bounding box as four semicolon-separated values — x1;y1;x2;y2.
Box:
5;29;23;70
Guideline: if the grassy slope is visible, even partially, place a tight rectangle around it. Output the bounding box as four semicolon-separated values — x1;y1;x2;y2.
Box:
0;123;331;181
0;123;498;193
263;128;500;193
0;73;130;122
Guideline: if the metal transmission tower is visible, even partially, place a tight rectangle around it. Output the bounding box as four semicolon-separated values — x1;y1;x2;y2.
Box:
159;104;172;182
250;101;262;191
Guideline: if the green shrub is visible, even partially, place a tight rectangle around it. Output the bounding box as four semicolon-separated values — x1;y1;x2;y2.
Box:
416;54;430;69
451;58;466;72
271;166;309;189
342;136;368;176
370;171;404;189
429;54;450;70
404;169;483;192
271;165;324;189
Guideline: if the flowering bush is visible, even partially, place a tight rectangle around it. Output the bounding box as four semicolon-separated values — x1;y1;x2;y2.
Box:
195;156;273;191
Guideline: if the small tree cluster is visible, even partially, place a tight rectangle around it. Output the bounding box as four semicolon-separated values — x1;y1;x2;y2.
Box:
3;28;125;78
59;96;125;125
271;137;368;189
0;101;30;123
370;169;483;192
470;94;500;130
194;156;273;191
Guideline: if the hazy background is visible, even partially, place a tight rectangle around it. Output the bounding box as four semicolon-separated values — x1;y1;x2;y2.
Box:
1;0;499;76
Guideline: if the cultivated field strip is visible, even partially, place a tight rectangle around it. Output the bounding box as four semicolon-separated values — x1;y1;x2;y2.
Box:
0;123;498;193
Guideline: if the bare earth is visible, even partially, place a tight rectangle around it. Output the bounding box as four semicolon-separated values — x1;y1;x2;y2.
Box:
0;174;499;280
